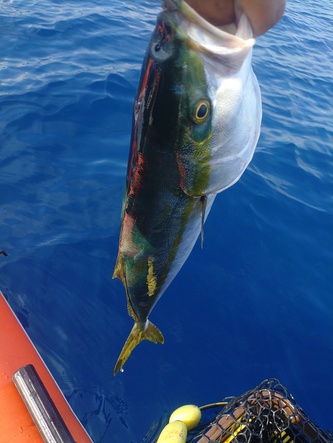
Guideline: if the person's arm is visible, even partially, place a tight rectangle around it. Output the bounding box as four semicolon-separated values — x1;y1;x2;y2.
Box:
239;0;285;36
185;0;286;37
185;0;235;28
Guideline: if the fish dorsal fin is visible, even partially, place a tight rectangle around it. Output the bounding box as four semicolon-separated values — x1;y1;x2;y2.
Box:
113;254;125;281
113;256;138;322
200;195;207;249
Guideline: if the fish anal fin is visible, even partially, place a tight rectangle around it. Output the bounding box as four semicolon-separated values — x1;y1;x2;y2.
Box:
114;320;164;375
145;320;164;344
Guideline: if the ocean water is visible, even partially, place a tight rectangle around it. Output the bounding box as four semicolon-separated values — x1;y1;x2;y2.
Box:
0;0;332;441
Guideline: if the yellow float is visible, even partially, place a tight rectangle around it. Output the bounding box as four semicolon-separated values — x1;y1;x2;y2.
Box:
157;404;202;442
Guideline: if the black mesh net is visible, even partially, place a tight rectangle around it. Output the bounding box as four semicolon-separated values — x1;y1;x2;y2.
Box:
187;379;333;443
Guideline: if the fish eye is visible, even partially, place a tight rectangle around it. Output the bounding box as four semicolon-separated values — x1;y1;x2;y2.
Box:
193;100;210;124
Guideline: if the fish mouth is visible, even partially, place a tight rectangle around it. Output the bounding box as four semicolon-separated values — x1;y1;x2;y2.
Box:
161;0;255;59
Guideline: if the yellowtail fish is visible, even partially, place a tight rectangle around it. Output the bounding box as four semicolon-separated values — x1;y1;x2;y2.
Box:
113;0;262;374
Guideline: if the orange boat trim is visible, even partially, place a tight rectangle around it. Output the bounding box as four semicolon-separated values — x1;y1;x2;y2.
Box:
0;291;93;443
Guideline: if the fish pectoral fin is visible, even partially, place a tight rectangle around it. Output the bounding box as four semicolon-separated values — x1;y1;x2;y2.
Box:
200;195;207;249
114;320;164;375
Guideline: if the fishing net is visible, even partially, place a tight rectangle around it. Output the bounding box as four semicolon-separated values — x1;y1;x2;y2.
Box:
187;379;333;443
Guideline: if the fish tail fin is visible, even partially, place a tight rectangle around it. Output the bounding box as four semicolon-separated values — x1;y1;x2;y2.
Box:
114;320;164;375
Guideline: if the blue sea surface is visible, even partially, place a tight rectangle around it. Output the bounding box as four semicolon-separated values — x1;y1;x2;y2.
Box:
0;0;332;441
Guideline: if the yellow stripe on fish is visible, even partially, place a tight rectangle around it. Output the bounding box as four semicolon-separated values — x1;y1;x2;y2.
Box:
147;256;157;297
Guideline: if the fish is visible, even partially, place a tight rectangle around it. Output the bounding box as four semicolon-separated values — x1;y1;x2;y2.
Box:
113;0;262;374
